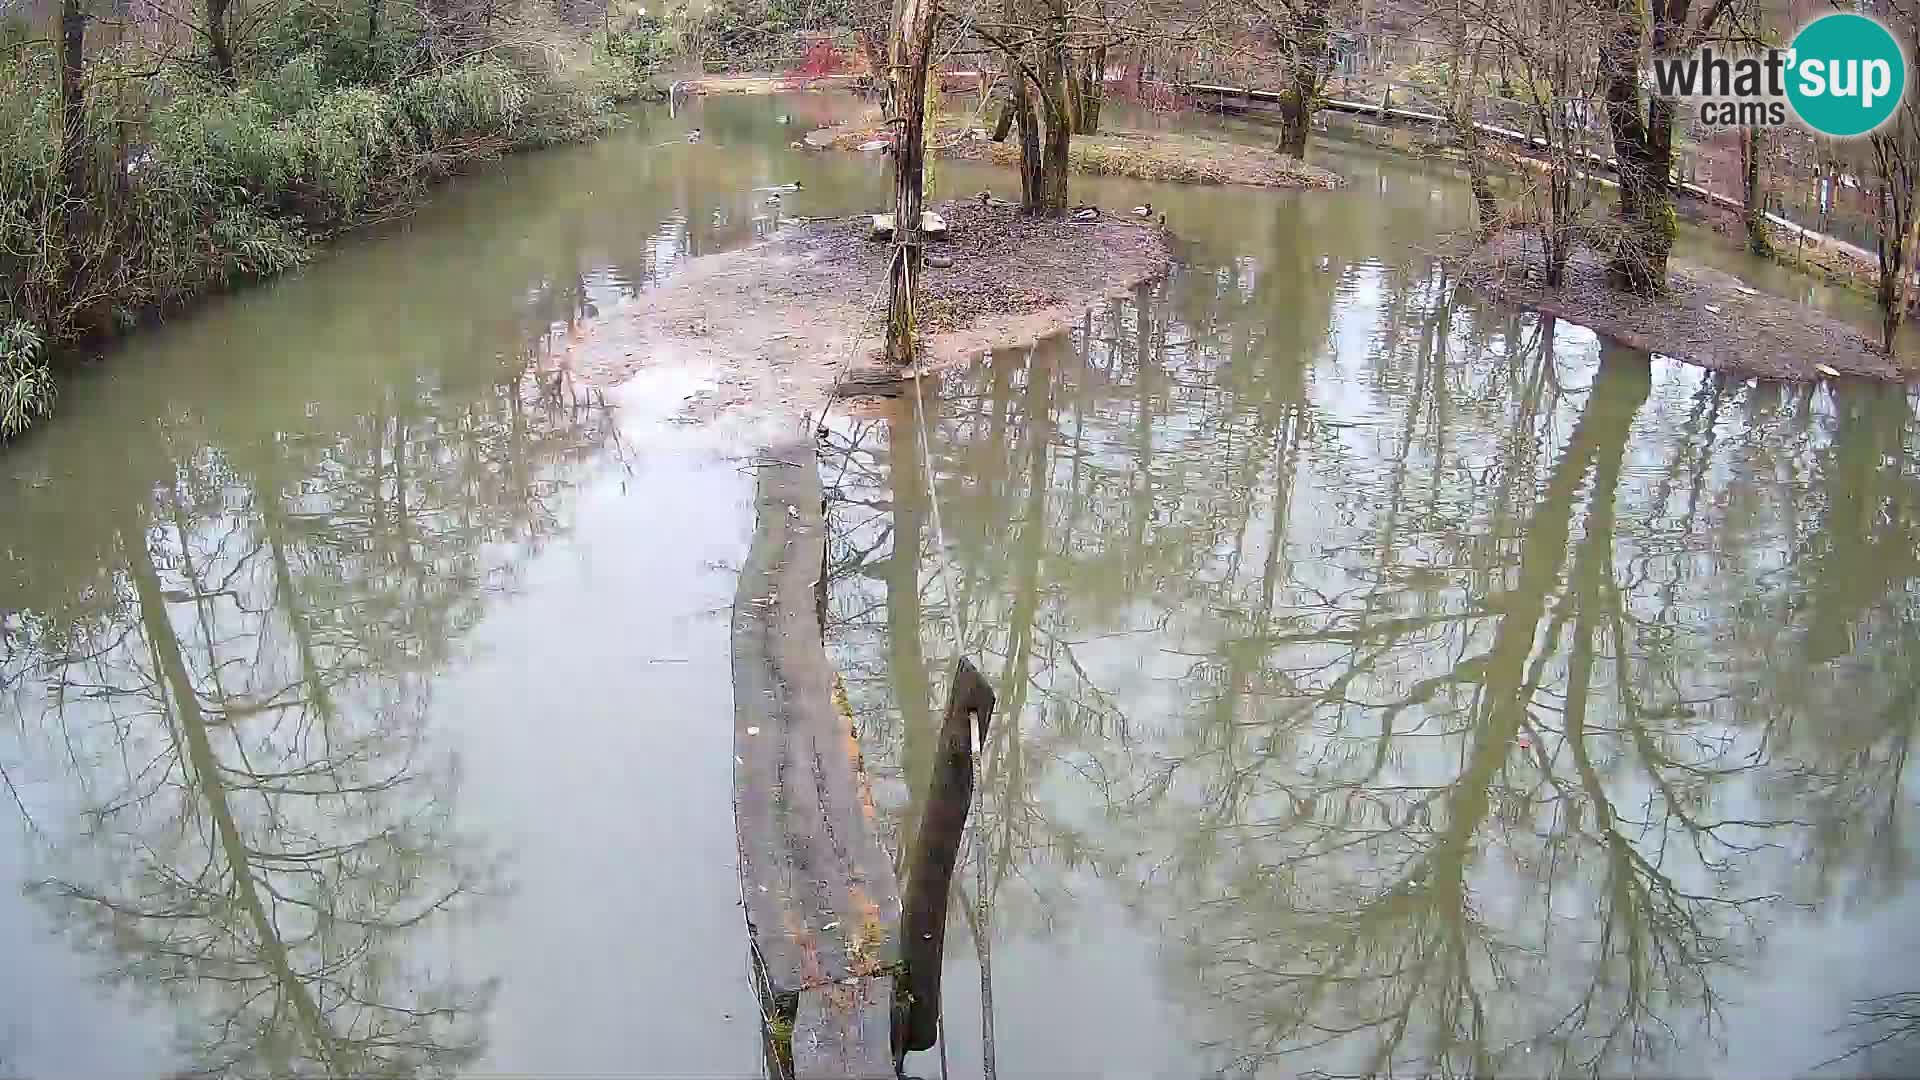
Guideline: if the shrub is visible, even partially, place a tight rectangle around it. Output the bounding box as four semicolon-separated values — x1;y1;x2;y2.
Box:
0;321;54;440
0;5;625;439
596;14;674;79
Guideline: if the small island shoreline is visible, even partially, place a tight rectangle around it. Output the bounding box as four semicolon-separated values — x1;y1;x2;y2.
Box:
804;115;1345;190
564;200;1176;419
1460;229;1911;382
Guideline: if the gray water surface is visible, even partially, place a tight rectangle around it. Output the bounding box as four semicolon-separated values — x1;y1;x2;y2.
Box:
825;132;1920;1080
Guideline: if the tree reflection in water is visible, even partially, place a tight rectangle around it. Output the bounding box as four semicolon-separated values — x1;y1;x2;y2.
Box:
826;254;1920;1077
1;328;623;1078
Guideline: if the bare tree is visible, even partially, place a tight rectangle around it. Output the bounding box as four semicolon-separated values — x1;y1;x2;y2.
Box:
885;0;937;362
1596;0;1746;293
1868;0;1920;351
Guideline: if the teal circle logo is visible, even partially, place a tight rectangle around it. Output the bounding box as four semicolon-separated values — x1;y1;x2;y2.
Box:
1787;13;1907;137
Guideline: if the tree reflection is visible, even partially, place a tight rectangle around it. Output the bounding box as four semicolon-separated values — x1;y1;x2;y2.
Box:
825;251;1920;1077
2;343;620;1078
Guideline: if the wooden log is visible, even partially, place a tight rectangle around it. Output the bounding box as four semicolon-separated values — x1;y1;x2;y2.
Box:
733;436;902;1074
898;657;997;1053
792;976;896;1079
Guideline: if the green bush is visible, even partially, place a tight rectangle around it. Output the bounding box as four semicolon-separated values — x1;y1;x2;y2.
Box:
253;0;427;86
0;320;54;440
596;15;673;78
0;16;623;440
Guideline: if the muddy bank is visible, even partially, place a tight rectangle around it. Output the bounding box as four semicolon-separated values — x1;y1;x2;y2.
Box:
1462;230;1908;381
568;200;1173;418
806;114;1343;189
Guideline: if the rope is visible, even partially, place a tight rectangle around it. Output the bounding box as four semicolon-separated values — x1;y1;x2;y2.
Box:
905;314;965;654
809;254;897;440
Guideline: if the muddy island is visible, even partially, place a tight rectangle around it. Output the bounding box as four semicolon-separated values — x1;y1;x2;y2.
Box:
575;199;1174;413
1462;229;1912;382
806;115;1344;190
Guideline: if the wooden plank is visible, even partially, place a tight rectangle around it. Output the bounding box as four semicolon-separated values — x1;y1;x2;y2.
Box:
791;976;896;1079
732;435;902;1006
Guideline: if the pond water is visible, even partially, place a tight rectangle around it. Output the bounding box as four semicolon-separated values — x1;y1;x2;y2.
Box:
0;89;1915;1079
823;118;1920;1078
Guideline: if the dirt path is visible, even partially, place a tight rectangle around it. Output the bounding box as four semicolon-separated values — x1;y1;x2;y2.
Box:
562;201;1173;427
1462;230;1910;381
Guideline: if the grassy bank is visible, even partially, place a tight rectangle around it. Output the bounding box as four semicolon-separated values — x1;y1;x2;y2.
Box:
0;1;672;438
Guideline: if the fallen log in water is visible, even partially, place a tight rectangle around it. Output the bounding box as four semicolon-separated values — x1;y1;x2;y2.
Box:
732;434;900;1078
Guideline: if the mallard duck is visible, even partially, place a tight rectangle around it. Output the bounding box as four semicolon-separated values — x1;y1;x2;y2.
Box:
1070;206;1100;223
1131;203;1153;217
686;128;702;143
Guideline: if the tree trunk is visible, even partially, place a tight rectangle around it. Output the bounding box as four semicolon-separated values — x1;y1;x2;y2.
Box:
1036;29;1070;215
368;0;382;49
990;95;1014;141
1741;127;1774;258
1276;6;1327;159
1872;131;1914;354
1599;0;1674;294
1077;46;1105;133
1277;90;1309;157
859;29;885;86
58;0;86;201
1453;40;1497;237
1064;55;1083;133
1014;68;1042;208
207;0;237;84
54;0;88;327
884;0;936;364
1545;162;1573;287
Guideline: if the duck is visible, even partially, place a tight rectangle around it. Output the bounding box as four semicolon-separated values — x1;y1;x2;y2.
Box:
776;113;793;125
1131;202;1153;217
1070;206;1100;223
686;128;702;143
766;192;783;204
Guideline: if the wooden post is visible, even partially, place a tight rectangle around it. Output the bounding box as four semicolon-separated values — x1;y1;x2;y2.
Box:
897;657;996;1054
885;0;937;365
